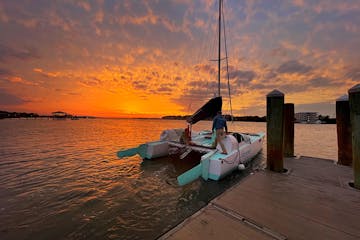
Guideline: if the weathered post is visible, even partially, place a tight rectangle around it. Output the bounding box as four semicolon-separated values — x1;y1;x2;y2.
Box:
336;95;352;166
283;103;295;157
349;84;360;189
267;90;284;172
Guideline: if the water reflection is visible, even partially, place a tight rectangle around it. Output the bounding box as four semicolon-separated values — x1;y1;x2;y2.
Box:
0;119;336;240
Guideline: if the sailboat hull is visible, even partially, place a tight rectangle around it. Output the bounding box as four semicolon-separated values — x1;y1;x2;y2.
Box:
206;133;264;180
117;129;264;184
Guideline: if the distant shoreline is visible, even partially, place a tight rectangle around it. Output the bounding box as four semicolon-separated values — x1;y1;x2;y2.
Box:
0;111;94;119
0;111;336;124
161;115;267;122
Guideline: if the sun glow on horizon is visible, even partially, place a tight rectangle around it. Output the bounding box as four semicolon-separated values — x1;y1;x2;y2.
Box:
0;0;359;118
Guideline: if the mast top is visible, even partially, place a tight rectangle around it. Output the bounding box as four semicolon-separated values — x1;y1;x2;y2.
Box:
217;0;222;97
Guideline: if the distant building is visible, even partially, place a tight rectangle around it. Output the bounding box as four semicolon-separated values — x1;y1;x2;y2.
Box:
52;111;67;119
295;112;319;123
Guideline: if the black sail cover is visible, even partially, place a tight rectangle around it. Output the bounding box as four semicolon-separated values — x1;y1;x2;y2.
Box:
186;96;222;125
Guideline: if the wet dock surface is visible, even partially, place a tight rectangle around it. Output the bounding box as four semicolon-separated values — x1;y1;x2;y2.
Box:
159;156;360;240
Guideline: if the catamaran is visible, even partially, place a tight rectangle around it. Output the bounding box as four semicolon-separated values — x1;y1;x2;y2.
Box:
117;0;264;185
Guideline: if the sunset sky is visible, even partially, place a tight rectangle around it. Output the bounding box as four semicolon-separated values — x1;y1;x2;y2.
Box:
0;0;359;118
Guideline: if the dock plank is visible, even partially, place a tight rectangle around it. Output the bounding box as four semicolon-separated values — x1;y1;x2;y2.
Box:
159;205;274;240
161;157;360;240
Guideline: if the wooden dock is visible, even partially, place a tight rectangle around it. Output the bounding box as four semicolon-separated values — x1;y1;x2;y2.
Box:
159;156;360;240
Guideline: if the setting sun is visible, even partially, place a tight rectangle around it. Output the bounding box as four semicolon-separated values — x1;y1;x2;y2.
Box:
0;1;359;117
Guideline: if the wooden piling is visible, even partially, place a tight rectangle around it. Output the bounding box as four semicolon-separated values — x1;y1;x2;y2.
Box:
266;90;284;172
283;103;295;157
349;84;360;189
336;95;352;166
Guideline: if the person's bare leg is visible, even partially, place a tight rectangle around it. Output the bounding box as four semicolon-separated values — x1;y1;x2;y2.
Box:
216;129;227;154
212;132;218;148
219;140;227;154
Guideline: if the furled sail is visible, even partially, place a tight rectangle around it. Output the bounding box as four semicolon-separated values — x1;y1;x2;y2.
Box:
186;96;222;125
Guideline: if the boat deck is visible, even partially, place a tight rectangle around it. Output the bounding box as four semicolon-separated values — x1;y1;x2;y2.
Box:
159;156;360;240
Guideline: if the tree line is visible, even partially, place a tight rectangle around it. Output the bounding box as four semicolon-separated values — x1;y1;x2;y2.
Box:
161;115;266;122
162;114;336;123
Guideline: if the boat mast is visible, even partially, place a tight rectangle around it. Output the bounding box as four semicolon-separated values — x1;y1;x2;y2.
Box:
218;0;222;97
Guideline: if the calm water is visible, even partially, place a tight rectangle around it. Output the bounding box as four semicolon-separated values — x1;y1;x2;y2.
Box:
0;119;337;240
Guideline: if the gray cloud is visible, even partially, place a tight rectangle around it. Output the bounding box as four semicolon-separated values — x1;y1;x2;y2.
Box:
79;77;102;87
0;43;40;62
270;47;288;57
194;64;216;75
277;60;312;74
132;80;147;90
228;70;256;85
0;88;27;105
249;82;307;94
280;83;308;93
0;68;12;77
264;70;277;80
309;77;341;87
345;68;360;81
172;93;211;113
157;86;172;92
172;78;233;113
153;86;172;95
251;76;340;94
187;80;211;89
186;80;227;90
250;83;276;91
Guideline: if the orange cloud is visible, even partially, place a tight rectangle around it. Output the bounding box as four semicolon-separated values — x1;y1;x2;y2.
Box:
33;68;60;78
76;1;91;12
7;76;37;86
94;10;104;23
47;11;75;32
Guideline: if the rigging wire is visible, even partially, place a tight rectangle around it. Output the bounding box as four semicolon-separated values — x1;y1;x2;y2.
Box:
222;0;234;122
217;0;222;98
190;2;218;110
210;2;219;97
202;2;220;99
210;1;220;98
